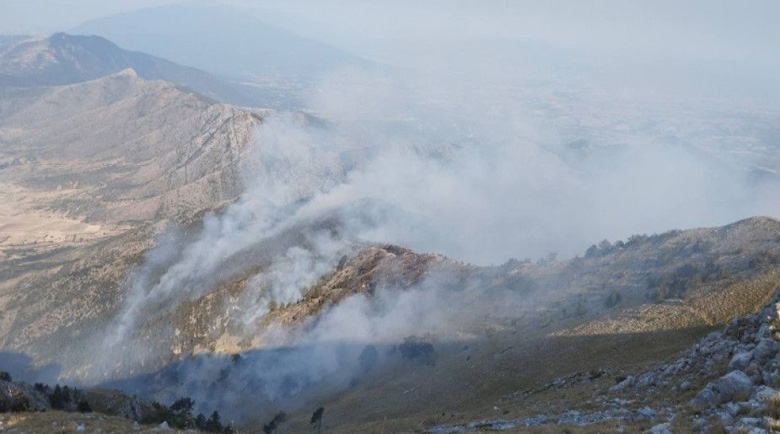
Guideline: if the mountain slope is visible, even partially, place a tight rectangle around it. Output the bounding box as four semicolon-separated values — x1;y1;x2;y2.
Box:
0;68;260;222
0;70;262;374
0;33;284;108
51;217;780;429
0;35;28;51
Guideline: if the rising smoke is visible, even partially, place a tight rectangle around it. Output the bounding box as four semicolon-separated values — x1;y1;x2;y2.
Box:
83;57;780;418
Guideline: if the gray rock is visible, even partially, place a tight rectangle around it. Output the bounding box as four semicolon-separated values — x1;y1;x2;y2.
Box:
714;410;733;425
648;422;672;434
610;375;634;392
692;370;755;408
637;407;657;419
730;351;754;372
725;401;741;417
738;416;762;427
751;385;778;401
754;339;778;364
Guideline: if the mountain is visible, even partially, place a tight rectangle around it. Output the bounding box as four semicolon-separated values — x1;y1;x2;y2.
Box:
0;68;262;381
0;68;260;222
0;35;29;51
71;2;369;81
0;33;293;108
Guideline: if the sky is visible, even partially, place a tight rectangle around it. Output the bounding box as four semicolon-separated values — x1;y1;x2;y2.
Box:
241;0;780;65
0;0;180;34
2;0;779;68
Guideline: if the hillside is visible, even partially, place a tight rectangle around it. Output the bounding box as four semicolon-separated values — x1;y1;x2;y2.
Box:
0;35;28;51
1;207;779;431
68;218;780;429
0;33;284;108
0;69;261;379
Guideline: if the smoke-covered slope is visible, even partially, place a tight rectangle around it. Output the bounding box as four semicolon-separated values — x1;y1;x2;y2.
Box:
49;216;780;429
0;33;282;108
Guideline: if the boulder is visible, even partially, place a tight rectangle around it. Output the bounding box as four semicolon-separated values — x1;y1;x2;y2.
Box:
753;339;778;364
648;422;672;434
610;375;634;392
751;385;778;401
637;407;657;420
730;352;754;372
692;370;754;408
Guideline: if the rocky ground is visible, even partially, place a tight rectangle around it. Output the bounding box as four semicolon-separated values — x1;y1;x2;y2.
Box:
424;290;780;433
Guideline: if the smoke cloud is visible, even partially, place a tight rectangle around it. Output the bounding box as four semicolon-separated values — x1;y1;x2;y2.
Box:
81;39;780;419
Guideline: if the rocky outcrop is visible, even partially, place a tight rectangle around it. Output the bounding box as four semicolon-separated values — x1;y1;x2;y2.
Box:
692;370;754;407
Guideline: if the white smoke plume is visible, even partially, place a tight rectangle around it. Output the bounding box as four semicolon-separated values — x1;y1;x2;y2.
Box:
81;59;780;418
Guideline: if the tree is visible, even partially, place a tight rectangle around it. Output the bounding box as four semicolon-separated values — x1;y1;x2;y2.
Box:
598;239;612;254
263;411;288;434
170;397;195;428
205;411;222;432
77;400;92;413
195;413;207;429
170;397;194;415
310;407;324;433
50;385;66;409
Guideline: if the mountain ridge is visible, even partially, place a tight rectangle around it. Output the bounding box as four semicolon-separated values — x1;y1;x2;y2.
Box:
0;32;287;108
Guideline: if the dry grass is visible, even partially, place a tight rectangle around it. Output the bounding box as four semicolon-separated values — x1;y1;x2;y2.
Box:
765;394;780;419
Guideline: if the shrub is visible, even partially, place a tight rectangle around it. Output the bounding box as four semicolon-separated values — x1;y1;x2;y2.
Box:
77;400;92;413
263;411;287;434
311;407;325;433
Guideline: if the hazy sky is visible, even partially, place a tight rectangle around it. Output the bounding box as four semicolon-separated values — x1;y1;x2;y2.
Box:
0;0;180;34
3;0;779;68
222;0;780;71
